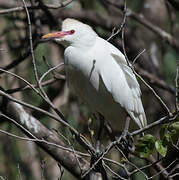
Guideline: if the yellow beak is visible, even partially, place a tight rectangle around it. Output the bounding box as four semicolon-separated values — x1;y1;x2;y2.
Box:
42;31;68;39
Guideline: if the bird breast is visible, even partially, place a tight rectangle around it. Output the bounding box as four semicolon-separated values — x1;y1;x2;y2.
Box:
64;46;132;131
64;46;101;109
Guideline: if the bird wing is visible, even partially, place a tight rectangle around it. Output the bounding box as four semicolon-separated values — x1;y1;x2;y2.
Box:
98;39;147;128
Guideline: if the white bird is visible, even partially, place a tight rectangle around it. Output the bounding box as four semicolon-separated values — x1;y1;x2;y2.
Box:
42;18;147;133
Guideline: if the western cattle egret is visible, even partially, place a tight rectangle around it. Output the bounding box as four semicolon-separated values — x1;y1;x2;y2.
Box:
42;18;147;132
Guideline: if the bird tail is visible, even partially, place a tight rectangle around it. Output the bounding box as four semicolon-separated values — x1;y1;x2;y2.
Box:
139;111;147;128
129;110;147;131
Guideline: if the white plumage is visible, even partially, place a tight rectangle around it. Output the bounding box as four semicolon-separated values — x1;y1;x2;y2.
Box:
42;18;147;131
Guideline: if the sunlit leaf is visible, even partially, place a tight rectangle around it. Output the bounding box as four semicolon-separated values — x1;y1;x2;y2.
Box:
155;140;167;157
88;117;93;124
169;122;179;133
90;130;94;137
135;134;155;158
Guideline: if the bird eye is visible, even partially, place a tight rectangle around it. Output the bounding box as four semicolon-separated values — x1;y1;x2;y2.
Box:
69;30;75;34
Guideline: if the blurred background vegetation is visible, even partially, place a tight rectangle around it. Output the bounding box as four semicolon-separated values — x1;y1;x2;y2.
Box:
0;0;178;179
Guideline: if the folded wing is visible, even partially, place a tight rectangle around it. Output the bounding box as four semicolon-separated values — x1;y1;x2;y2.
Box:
99;44;147;128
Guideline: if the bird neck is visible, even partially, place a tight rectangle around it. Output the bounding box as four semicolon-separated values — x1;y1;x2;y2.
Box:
66;33;97;49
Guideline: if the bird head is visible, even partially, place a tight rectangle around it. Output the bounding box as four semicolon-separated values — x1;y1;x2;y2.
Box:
42;18;97;48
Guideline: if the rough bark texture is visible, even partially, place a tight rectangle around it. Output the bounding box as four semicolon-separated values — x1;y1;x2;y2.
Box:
2;100;100;180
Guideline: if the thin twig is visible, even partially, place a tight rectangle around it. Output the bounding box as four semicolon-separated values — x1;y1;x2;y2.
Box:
7;77;65;94
41;160;45;180
21;0;39;84
0;68;66;124
105;0;179;52
170;172;179;178
17;164;22;180
58;163;64;180
0;113;90;157
0;90;95;154
120;0;172;115
22;0;53;103
135;71;172;115
0;41;39;74
132;49;146;64
0;128;89;157
81;139;117;178
0;0;73;14
115;146;148;180
103;163;127;180
134;65;175;94
21;0;70;129
39;63;64;84
107;27;120;41
170;136;179;150
148;158;177;179
129;157;163;176
0;176;5;180
54;129;83;176
0;68;40;95
131;114;178;136
175;60;179;111
0;112;38;139
81;135;130;178
22;0;50;102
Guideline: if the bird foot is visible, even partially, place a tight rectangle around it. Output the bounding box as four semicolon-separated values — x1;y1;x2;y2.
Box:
90;151;102;172
117;131;134;152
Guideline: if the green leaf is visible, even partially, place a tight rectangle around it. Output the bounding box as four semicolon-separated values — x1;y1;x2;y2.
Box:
169;122;179;133
159;124;167;139
88;117;93;124
168;122;179;142
135;134;155;158
120;157;127;164
155;140;167;157
163;132;170;146
90;130;94;137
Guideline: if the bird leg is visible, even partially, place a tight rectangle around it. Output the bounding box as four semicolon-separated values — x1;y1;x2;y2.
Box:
120;116;134;152
90;113;108;180
124;115;130;133
95;113;104;153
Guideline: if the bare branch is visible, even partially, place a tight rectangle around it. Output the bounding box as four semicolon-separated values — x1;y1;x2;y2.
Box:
0;89;95;155
0;100;99;179
168;0;179;11
105;0;179;52
0;0;73;14
175;60;179;111
39;63;64;85
131;113;178;136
